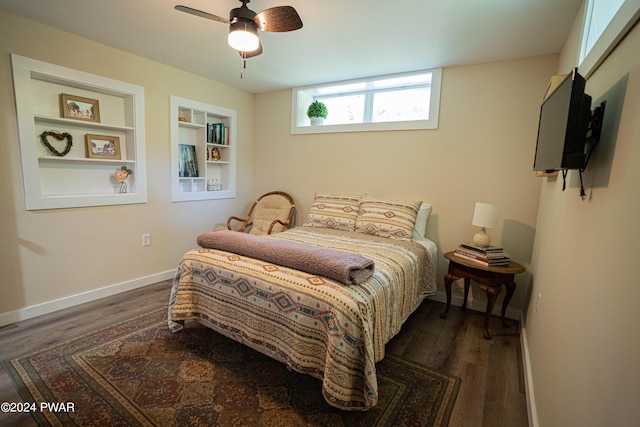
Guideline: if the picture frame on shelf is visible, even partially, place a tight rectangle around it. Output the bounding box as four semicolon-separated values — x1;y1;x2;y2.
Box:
85;134;121;159
178;144;199;177
60;93;101;122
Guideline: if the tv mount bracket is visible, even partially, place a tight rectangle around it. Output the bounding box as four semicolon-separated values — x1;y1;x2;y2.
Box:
569;100;606;199
583;101;606;171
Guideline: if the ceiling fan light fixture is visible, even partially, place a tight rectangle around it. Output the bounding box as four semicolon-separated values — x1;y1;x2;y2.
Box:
228;20;259;52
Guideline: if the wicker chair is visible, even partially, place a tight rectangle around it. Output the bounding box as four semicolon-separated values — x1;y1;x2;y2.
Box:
227;191;296;235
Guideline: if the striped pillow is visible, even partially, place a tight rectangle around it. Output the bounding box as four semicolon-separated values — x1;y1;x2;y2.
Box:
303;193;361;231
355;197;422;240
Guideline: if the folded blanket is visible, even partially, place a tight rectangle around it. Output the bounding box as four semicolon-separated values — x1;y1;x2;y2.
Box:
197;229;375;285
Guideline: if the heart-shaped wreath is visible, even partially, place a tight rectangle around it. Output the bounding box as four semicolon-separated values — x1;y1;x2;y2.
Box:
39;130;73;156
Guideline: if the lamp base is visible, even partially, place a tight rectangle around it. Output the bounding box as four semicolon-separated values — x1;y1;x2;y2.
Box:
473;228;491;247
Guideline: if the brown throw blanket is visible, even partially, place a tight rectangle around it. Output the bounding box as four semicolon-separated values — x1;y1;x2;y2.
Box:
197;229;375;285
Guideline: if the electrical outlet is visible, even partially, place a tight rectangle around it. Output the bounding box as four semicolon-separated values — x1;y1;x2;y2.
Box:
142;233;151;247
536;293;542;312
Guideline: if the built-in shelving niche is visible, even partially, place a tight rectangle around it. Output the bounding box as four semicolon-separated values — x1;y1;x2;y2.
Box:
170;96;236;202
11;54;147;210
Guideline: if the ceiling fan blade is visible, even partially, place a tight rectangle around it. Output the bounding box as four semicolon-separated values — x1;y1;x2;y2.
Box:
175;5;230;24
254;6;303;32
238;41;263;58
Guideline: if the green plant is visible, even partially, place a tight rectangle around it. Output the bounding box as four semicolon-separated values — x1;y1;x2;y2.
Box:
307;100;328;119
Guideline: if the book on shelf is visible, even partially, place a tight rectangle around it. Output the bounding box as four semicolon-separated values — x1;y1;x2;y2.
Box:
206;123;228;145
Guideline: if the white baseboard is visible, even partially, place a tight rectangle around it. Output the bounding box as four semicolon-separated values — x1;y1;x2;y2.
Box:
428;291;522;321
520;315;538;427
0;270;175;327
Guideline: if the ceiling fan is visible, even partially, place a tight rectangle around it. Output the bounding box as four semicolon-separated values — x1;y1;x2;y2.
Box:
175;1;303;60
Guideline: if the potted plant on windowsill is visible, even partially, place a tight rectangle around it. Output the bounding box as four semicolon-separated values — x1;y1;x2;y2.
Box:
307;101;328;126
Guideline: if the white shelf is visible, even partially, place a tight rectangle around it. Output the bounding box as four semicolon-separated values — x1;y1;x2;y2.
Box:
11;54;147;210
178;121;205;129
34;115;135;132
38;156;136;164
170;96;236;202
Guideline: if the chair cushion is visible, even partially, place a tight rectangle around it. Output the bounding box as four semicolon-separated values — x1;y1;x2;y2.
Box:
249;194;293;235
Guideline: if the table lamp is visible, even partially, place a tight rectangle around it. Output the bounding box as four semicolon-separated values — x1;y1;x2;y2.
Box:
472;202;499;247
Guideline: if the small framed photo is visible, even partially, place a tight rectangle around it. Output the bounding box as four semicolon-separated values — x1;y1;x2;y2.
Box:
85;134;121;159
61;93;101;123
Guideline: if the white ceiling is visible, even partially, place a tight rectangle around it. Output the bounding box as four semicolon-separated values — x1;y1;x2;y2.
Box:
0;0;583;93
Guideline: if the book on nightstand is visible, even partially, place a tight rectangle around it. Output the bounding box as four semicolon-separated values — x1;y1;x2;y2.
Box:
454;243;511;266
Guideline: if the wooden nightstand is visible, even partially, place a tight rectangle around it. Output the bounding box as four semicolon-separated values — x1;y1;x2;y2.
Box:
439;251;525;339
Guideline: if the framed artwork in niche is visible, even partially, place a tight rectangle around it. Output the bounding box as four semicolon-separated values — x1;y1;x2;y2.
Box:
178;144;199;177
60;93;101;122
85;134;121;159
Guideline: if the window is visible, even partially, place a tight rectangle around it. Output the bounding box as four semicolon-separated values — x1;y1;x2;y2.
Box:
579;0;640;77
291;69;442;134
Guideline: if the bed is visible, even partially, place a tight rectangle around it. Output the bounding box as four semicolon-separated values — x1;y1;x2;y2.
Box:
168;194;437;410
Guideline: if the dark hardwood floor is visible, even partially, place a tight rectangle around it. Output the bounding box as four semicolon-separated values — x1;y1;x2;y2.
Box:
0;281;528;426
386;297;529;427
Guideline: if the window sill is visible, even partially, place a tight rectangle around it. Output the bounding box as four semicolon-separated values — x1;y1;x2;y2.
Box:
291;119;437;135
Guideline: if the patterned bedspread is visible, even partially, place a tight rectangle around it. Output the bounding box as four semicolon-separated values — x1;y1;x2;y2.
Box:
168;227;436;410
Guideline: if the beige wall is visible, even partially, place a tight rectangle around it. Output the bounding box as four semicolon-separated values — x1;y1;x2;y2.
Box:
254;56;557;313
6;4;638;424
0;3;556;321
0;10;255;321
525;4;640;426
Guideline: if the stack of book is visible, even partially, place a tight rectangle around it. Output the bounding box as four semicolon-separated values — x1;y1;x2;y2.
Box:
454;242;511;266
207;122;229;145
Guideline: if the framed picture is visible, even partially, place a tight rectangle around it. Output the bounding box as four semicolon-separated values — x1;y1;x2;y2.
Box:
85;134;121;159
178;144;199;177
61;93;101;122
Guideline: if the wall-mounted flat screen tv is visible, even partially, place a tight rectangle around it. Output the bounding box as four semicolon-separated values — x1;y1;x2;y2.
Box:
533;68;592;172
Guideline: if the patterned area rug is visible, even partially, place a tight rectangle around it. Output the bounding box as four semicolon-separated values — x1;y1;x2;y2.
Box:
4;309;460;426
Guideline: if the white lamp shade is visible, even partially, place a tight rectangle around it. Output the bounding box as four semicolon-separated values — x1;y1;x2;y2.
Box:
228;22;259;52
472;202;499;229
